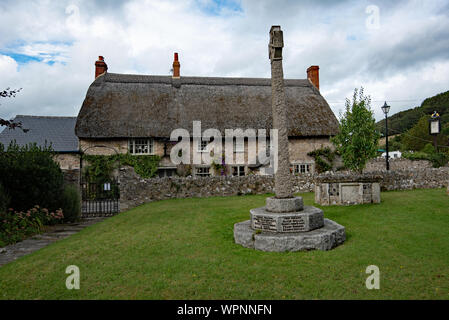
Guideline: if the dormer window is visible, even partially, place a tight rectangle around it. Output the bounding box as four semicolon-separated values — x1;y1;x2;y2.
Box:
129;138;154;155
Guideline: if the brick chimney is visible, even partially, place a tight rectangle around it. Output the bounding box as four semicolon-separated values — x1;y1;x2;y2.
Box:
172;52;180;78
307;65;319;91
95;56;108;79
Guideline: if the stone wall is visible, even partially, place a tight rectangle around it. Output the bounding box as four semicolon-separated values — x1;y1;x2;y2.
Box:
62;169;80;189
364;158;432;172
119;166;313;211
118;166;449;211
54;153;81;170
370;168;449;191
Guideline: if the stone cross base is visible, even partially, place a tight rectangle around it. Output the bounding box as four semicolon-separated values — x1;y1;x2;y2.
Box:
234;196;346;252
250;206;324;233
234;219;345;252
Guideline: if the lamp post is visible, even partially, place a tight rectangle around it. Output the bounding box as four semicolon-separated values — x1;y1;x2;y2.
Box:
381;101;391;171
429;111;441;152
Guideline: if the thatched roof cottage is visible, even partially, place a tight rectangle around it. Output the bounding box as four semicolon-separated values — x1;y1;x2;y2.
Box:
75;55;339;177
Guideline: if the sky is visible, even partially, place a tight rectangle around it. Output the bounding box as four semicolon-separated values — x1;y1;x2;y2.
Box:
0;0;448;123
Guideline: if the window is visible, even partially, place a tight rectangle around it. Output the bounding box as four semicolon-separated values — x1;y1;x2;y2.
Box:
157;168;177;178
232;166;245;176
129;138;154;155
233;138;244;153
292;163;312;174
198;139;209;153
195;167;210;177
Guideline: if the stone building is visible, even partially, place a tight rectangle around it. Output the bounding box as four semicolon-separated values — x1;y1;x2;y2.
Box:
75;55;339;177
0;115;80;169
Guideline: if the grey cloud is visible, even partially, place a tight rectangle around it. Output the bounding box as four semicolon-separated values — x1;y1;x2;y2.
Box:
1;0;449;123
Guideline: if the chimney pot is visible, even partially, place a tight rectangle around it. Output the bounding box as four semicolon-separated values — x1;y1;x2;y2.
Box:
172;52;180;78
307;65;319;91
95;56;108;79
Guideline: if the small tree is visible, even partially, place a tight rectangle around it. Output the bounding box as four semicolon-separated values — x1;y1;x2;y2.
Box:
331;88;380;173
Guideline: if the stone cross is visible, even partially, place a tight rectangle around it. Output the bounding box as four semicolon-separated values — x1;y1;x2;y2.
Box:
269;26;293;199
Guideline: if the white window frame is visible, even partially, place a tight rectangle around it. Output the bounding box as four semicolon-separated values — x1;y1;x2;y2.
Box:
195;166;210;177
291;163;313;175
232;165;245;176
198;139;209;153
129;138;154;155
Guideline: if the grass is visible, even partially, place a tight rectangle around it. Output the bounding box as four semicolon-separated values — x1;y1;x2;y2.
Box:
0;189;448;299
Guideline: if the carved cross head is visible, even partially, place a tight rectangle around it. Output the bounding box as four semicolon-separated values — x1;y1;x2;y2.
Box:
269;25;283;61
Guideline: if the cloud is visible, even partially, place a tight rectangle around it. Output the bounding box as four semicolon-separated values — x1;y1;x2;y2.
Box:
0;0;448;122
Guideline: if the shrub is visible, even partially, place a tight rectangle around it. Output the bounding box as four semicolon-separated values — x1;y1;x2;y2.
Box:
428;152;449;168
0;142;64;212
421;143;435;154
60;185;81;222
0;183;10;213
0;206;63;246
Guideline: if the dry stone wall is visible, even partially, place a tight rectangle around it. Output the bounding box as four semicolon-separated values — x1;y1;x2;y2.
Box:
364;158;432;172
119;166;449;211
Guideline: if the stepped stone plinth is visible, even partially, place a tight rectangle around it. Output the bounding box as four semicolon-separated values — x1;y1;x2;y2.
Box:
234;196;345;252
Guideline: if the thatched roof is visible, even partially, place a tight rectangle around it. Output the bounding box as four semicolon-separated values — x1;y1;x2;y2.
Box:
75;72;339;138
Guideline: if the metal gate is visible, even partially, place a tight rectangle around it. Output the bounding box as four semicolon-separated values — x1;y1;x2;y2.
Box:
80;145;120;217
81;179;119;217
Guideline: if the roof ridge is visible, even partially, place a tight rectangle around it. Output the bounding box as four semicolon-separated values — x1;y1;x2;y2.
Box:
104;73;311;87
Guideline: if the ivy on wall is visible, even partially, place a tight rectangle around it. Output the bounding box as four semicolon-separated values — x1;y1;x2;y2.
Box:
82;154;161;181
307;147;339;173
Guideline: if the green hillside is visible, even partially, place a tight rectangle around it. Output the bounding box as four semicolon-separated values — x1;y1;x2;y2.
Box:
376;90;449;136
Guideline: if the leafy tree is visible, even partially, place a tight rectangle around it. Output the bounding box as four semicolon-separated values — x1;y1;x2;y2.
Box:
0;88;28;131
331;88;380;173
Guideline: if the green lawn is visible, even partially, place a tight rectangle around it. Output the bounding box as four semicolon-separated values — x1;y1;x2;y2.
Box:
0;189;448;299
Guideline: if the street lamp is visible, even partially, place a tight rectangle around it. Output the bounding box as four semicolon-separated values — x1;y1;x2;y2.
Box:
381;101;390;171
429;111;441;152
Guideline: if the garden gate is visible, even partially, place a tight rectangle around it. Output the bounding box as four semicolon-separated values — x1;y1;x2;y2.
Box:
80;146;120;217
